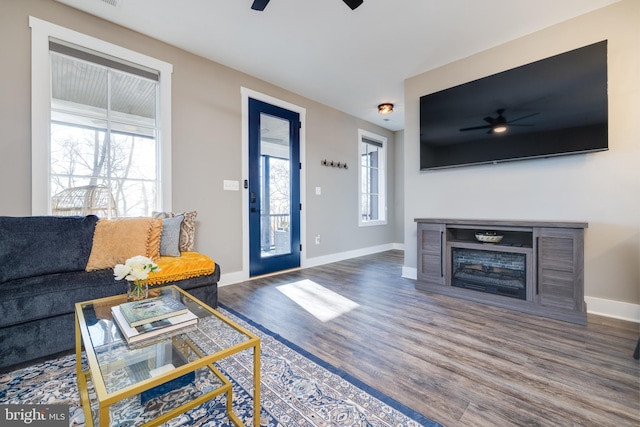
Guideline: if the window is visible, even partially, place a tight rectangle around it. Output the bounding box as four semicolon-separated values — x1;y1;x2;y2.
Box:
358;129;387;226
30;17;172;217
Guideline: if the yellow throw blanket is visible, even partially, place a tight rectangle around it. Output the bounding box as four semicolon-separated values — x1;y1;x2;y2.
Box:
147;251;216;286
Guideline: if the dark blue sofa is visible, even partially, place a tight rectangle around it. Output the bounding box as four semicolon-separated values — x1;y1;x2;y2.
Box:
0;215;219;372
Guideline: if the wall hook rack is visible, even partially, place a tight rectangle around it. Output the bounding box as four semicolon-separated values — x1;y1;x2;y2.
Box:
321;159;348;169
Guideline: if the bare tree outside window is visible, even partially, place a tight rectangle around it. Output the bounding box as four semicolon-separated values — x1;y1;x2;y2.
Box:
268;157;290;228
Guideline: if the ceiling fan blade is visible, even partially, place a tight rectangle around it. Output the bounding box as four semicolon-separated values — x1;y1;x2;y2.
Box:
460;124;492;132
462;109;537;132
254;0;361;11
343;0;364;10
506;112;539;124
251;0;270;11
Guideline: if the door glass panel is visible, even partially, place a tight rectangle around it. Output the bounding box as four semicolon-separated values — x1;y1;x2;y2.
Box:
259;113;291;258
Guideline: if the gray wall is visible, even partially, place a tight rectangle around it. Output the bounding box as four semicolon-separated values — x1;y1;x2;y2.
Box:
403;0;639;309
0;0;398;280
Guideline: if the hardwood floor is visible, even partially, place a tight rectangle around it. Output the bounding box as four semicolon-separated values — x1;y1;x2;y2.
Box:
218;250;640;426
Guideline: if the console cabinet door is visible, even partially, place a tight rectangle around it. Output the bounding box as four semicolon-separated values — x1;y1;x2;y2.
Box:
536;227;585;312
417;223;445;285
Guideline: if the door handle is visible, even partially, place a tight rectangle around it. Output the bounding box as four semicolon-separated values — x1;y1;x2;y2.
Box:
250;207;260;213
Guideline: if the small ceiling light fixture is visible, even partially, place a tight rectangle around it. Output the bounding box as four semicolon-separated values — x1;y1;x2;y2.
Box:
378;103;394;114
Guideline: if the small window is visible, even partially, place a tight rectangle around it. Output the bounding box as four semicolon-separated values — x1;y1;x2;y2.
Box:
358;129;387;226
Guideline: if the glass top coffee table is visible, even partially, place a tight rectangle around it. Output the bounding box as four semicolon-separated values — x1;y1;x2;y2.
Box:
74;286;260;427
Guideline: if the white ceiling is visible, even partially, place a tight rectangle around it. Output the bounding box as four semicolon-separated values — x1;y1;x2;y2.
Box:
54;0;620;132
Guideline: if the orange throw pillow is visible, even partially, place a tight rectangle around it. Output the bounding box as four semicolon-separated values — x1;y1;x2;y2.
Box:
85;217;163;271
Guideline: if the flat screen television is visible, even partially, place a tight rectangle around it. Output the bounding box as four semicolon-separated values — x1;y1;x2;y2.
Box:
419;41;608;170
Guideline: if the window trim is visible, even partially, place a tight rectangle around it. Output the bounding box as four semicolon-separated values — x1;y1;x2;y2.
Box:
358;129;387;227
29;16;173;215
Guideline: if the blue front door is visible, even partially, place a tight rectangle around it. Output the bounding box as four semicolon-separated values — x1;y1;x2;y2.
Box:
248;98;301;276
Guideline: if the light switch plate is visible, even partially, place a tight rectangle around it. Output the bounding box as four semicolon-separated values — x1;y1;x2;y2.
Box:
223;180;240;191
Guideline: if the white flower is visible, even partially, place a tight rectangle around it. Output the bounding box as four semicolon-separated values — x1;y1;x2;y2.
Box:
113;255;160;282
113;263;130;280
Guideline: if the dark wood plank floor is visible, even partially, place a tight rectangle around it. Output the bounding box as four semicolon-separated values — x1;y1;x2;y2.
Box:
218;250;640;426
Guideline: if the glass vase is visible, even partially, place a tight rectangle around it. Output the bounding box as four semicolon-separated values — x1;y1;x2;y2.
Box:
127;279;148;302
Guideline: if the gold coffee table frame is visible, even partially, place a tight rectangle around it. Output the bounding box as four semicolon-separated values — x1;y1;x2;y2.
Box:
74;286;260;427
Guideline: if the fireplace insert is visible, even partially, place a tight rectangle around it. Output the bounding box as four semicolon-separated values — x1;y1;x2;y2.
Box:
451;248;526;300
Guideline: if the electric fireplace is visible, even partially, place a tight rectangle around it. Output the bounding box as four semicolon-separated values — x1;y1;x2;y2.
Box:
451;247;527;300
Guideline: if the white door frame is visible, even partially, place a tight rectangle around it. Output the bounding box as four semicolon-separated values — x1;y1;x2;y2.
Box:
240;87;307;280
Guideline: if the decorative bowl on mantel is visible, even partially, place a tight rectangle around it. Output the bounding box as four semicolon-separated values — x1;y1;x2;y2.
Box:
475;232;504;243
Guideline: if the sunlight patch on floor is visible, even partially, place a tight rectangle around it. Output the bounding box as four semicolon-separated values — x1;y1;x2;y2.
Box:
276;279;360;322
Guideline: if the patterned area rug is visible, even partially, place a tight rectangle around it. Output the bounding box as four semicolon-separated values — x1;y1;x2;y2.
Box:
0;305;440;426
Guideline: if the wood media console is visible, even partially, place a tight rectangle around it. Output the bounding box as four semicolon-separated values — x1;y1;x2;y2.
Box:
415;218;587;324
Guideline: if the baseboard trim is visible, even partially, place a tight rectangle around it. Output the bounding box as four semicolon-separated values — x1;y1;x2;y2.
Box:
402;266;417;280
584;296;640;323
218;270;248;287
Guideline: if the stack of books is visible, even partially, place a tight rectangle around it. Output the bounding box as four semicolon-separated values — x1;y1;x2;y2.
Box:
127;346;196;404
111;294;198;344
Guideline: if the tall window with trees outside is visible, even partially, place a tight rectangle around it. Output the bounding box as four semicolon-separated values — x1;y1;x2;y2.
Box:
49;42;160;218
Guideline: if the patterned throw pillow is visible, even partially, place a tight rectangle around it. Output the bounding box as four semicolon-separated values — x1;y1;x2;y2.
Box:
152;210;197;252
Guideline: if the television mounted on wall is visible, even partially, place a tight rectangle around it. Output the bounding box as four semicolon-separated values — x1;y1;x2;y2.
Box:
419;40;608;170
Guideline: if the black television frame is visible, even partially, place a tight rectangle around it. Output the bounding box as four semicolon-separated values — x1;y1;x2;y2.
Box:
419;41;608;170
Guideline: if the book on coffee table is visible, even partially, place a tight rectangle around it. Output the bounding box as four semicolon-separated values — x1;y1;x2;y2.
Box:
112;305;197;344
119;294;189;327
126;346;196;404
